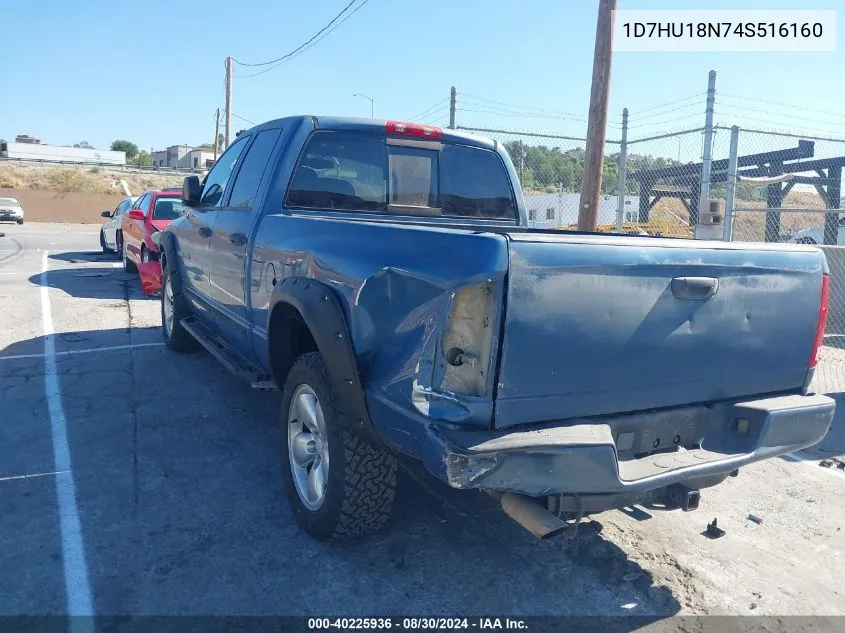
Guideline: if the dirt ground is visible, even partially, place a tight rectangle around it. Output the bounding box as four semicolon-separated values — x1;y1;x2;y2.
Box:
1;188;126;223
0;163;184;223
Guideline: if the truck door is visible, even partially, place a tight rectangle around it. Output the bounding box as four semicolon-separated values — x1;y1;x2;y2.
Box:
207;127;282;356
178;135;250;321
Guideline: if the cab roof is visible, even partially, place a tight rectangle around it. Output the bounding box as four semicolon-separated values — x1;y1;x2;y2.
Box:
240;116;498;151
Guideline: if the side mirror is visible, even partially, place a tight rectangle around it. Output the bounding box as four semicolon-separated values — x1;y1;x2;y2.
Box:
101;210;111;218
127;209;145;221
182;175;202;207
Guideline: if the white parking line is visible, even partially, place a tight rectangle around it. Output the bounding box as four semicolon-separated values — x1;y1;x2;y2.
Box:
40;250;95;621
0;342;165;362
784;451;845;480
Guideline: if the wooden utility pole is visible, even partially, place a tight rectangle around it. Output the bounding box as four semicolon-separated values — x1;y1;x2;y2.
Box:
214;108;220;162
577;0;616;231
224;56;233;149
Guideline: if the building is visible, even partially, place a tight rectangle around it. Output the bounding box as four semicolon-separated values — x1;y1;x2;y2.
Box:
151;145;215;170
0;139;125;165
151;145;191;168
177;148;215;170
523;192;640;228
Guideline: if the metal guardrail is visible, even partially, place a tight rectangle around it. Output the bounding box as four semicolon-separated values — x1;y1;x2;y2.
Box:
0;157;200;175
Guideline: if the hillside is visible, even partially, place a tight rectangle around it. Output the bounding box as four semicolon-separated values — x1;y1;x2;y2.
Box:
0;163;184;195
0;163;187;223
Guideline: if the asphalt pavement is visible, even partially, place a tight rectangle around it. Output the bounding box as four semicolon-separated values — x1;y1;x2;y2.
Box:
0;222;843;619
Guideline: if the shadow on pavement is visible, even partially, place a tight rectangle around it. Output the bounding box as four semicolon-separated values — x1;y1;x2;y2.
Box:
49;251;119;264
29;266;150;300
0;324;683;617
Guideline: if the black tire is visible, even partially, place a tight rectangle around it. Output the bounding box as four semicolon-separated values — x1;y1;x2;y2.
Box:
16;219;23;225
100;230;112;253
122;238;137;273
160;263;199;352
115;232;123;260
280;352;396;540
798;237;817;245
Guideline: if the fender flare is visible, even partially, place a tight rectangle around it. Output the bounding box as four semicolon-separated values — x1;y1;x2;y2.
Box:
158;231;184;292
268;277;379;444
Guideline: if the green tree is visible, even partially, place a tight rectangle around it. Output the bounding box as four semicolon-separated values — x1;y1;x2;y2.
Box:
111;139;139;159
135;150;152;167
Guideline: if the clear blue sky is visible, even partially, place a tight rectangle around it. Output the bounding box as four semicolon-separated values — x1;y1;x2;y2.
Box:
1;0;843;151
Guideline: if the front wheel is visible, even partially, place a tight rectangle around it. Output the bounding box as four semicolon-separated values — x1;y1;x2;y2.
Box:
797;237;818;245
280;352;396;540
161;264;198;352
16;219;23;225
100;230;112;253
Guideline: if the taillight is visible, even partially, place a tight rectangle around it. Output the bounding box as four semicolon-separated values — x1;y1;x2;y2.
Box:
385;120;443;140
809;274;830;368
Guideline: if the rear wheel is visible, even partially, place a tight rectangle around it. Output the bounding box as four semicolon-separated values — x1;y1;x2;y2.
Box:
122;238;137;273
161;264;198;352
280;352;396;540
16;219;23;225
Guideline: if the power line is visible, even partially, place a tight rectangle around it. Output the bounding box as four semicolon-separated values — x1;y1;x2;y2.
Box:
628;100;703;123
460;100;588;123
460;92;585;119
716;103;845;130
234;0;371;79
412;106;450;123
232;0;359;67
407;98;449;122
633;92;706;115
626;112;703;130
228;112;258;126
719;93;845;121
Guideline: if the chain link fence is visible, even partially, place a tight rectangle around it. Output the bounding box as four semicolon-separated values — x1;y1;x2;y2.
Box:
457;118;845;394
720;128;845;393
456;126;623;230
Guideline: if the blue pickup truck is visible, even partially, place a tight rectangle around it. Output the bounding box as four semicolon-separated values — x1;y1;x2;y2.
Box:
155;116;835;541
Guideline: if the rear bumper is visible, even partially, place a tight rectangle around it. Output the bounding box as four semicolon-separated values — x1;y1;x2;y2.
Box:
0;212;23;221
421;393;835;497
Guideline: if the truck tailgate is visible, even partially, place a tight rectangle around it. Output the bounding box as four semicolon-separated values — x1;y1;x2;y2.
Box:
494;233;827;428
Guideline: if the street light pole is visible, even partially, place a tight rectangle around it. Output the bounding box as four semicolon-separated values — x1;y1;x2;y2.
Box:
353;93;374;118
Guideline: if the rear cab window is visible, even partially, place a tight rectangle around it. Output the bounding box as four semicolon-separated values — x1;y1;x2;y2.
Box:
285;130;517;220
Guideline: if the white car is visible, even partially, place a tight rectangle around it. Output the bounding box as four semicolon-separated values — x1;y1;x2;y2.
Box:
99;196;137;253
788;216;845;245
0;197;24;224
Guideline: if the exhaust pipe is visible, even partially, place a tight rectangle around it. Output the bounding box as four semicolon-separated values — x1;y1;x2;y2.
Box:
487;491;569;540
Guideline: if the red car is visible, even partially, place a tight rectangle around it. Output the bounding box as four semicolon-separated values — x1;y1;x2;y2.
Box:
118;188;185;294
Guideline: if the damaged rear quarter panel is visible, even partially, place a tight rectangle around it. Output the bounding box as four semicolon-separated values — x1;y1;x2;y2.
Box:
254;214;509;456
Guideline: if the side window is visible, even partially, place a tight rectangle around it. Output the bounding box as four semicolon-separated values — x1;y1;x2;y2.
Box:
117;199;131;215
200;136;250;207
228;129;281;208
137;194;152;215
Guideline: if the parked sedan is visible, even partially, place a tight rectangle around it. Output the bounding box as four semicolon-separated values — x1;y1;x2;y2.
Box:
119;188;186;278
0;197;24;224
99;196;137;252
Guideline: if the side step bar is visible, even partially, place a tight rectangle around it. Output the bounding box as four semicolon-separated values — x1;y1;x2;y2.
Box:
179;317;277;391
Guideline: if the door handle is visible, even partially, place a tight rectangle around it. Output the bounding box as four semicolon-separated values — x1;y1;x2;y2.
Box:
230;233;247;246
198;226;213;238
671;276;718;299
